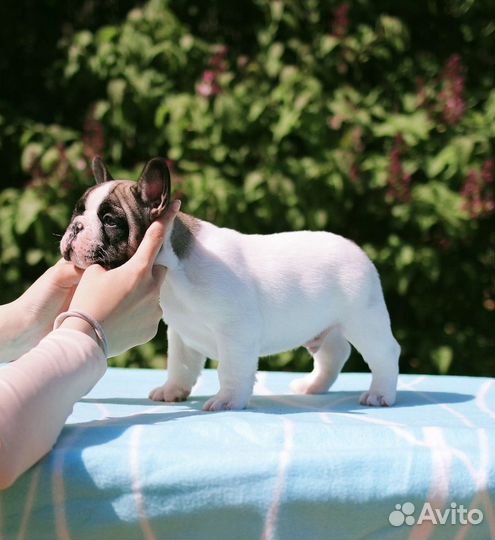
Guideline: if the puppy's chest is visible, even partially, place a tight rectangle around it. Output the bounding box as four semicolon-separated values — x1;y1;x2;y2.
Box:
159;270;220;357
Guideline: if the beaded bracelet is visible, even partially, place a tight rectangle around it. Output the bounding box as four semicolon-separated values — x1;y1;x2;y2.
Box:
53;310;109;358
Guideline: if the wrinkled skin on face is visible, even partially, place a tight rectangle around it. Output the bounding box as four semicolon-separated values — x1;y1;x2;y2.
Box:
60;157;170;269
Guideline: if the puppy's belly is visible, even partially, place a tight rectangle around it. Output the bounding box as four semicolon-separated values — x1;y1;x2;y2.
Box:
164;301;335;359
258;317;336;357
170;318;330;359
257;289;341;356
161;276;342;359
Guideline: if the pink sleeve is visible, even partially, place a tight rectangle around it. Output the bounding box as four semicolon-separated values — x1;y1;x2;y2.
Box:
0;328;107;489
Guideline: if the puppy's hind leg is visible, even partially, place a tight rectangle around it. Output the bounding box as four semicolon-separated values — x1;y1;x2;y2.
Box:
149;327;206;402
342;304;400;406
291;326;351;395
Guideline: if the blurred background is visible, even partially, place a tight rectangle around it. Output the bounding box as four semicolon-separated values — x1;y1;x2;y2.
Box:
0;0;493;376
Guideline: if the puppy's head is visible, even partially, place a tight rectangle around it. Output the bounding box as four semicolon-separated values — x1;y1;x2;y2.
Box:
60;157;171;269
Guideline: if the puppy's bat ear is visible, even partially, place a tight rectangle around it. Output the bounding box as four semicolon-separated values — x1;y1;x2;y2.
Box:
92;156;114;184
137;157;171;220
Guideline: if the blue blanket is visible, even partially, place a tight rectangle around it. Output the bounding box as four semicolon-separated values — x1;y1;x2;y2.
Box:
1;369;494;540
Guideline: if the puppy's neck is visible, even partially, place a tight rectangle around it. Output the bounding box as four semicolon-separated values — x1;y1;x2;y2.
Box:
156;212;200;269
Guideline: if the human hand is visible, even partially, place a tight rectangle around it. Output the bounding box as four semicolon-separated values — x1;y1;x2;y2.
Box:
24;258;84;324
61;200;181;356
0;258;85;362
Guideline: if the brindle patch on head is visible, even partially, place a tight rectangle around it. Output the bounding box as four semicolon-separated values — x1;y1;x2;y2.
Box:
171;213;200;259
92;181;153;268
108;181;150;238
70;184;100;219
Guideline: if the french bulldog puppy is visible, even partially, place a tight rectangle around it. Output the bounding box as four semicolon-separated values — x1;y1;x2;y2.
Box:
61;157;400;411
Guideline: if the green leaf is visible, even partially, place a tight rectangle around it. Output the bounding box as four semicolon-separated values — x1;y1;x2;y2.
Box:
41;147;60;173
431;346;453;374
373;111;432;144
15;191;45;235
21;143;43;173
272;108;300;141
318;35;339;55
26;248;44;266
265;42;284;77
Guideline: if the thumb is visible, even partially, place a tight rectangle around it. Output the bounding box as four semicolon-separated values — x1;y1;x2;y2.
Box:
129;199;181;270
53;259;85;288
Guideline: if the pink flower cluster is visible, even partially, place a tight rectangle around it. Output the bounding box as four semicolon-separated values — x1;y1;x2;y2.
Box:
197;46;228;99
461;159;494;219
196;70;220;98
387;135;411;203
416;55;466;127
439;54;465;125
332;3;350;38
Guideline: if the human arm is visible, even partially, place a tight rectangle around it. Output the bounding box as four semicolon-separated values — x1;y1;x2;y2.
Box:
0;261;83;363
0;329;106;489
0;200;180;489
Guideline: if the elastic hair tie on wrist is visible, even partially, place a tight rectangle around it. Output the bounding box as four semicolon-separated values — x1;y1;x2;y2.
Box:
53;310;109;358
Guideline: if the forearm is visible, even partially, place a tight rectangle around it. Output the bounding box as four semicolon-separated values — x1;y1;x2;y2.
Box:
0;264;82;364
0;301;35;363
0;328;106;489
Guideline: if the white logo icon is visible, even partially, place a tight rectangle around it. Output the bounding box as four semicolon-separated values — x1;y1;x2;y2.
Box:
389;502;415;526
388;501;484;527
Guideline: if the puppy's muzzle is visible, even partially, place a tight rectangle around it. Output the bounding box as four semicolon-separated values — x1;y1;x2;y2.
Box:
62;221;84;261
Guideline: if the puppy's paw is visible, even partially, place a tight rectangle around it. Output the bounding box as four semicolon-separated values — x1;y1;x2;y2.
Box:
290;375;329;395
202;392;248;412
149;382;191;403
359;390;395;407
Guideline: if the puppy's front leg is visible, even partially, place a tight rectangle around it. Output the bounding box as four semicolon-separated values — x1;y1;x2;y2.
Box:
203;337;258;412
149;327;206;403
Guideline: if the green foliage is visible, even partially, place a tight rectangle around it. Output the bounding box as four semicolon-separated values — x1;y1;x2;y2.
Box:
0;0;493;375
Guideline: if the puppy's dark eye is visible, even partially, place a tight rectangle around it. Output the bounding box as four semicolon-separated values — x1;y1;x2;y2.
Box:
102;214;117;227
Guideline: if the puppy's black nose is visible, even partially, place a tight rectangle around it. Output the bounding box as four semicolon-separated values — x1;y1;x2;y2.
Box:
72;221;84;234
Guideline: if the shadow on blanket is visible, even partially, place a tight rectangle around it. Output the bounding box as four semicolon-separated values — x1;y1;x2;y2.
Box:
83;388;473;406
81;389;474;418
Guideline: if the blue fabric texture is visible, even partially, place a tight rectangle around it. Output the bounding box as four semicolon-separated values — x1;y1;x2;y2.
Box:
1;368;494;540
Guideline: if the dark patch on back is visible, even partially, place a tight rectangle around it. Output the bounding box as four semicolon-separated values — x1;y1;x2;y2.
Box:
171;213;200;259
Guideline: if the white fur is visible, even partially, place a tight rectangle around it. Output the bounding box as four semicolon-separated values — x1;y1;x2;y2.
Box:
152;219;400;411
